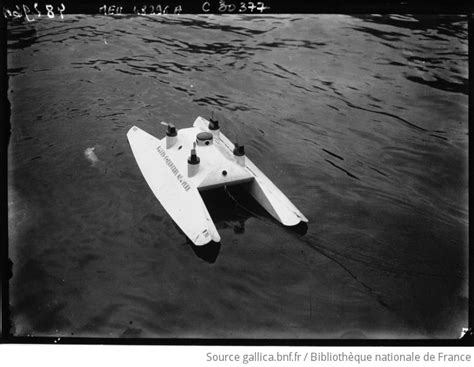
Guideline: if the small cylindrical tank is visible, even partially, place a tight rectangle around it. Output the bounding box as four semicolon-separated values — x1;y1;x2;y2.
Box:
161;121;178;149
233;143;245;166
165;124;177;149
208;114;220;137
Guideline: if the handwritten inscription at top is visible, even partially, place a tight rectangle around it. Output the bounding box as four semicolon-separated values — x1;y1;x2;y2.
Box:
3;3;66;21
99;4;183;15
3;1;271;21
98;1;270;15
203;1;270;13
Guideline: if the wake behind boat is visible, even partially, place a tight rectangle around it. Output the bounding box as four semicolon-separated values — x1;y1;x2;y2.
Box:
127;116;308;246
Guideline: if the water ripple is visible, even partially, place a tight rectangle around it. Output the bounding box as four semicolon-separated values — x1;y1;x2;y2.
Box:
405;75;468;95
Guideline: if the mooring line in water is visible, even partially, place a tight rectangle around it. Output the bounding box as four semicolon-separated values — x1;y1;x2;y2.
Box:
225;185;392;311
224;183;395;316
223;185;273;225
306;240;391;310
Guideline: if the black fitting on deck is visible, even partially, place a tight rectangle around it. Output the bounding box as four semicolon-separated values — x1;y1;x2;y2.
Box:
233;143;245;156
166;123;177;137
188;148;200;165
209;115;219;130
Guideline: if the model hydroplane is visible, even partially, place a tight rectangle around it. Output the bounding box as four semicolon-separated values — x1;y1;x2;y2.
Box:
127;116;308;246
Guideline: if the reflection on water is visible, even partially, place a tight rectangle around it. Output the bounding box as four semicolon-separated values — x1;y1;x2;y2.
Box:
7;14;468;339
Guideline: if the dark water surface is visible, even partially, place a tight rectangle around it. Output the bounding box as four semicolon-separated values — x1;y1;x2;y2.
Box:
7;14;468;339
